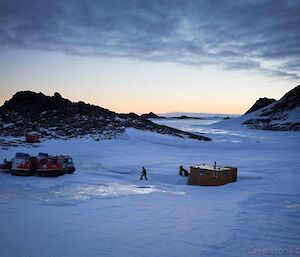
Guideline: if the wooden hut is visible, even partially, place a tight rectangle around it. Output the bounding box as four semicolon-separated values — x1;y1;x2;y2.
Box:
188;164;237;186
26;134;40;143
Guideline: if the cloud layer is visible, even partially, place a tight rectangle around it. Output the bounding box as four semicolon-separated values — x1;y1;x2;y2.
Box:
1;0;300;79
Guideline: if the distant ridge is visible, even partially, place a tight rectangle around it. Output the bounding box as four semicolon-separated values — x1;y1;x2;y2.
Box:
160;112;239;118
0;91;211;141
140;112;205;120
140;112;165;119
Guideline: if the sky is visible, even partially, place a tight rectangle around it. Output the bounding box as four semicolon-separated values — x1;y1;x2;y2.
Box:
0;0;299;115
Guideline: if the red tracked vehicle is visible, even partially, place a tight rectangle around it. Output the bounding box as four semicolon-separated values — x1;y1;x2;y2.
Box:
36;153;63;177
10;153;38;176
0;159;12;172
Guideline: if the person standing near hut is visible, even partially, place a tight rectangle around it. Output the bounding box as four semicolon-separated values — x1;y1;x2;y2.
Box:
179;165;184;176
140;166;148;180
183;168;189;177
179;165;189;177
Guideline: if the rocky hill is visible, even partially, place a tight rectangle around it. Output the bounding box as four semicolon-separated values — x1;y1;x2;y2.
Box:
242;85;300;131
0;91;211;142
140;112;165;119
244;97;276;115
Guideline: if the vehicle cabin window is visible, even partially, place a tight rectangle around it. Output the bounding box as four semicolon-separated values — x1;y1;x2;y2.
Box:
40;159;47;165
200;171;205;176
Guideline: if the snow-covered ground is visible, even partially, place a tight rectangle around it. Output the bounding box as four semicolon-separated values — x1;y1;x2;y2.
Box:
1;120;300;257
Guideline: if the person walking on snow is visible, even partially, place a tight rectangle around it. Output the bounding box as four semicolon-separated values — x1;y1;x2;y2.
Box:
140;166;148;180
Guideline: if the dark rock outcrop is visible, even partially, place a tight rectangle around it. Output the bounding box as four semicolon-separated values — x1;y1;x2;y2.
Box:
140;112;165;119
260;85;300;116
244;97;276;115
0;91;211;141
242;85;300;131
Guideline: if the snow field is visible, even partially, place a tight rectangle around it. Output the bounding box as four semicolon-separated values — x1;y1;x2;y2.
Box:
0;123;300;257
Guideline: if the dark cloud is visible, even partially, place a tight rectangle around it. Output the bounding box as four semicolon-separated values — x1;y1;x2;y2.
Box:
0;0;299;79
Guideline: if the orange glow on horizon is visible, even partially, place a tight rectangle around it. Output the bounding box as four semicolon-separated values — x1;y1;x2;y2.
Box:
0;90;245;115
0;49;295;117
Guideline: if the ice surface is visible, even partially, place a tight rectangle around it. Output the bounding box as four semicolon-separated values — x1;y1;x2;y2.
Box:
0;121;299;257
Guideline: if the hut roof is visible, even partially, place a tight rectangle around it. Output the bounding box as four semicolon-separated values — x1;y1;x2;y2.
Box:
192;164;231;172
